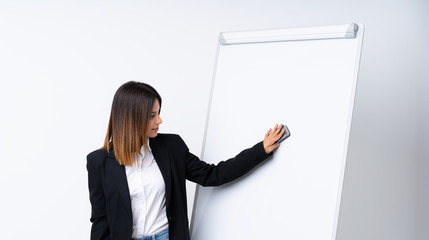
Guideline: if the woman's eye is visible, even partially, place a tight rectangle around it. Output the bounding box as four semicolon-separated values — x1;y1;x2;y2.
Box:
150;115;155;119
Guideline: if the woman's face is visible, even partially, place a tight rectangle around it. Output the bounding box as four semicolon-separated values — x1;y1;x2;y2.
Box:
146;99;163;138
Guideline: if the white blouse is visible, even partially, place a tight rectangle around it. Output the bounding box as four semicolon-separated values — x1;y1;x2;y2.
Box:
125;142;168;238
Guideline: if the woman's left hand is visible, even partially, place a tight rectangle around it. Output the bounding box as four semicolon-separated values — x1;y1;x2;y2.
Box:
263;124;285;154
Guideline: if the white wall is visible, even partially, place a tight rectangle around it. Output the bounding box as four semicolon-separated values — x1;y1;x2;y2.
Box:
0;1;427;239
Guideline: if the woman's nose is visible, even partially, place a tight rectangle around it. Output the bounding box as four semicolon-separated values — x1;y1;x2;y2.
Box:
157;115;163;124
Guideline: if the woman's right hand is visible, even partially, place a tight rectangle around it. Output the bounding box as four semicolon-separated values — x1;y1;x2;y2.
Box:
263;124;285;154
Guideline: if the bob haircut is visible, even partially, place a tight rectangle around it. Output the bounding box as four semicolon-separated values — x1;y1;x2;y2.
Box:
102;81;162;166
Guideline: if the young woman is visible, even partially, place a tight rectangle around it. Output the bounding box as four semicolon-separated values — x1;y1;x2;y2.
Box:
87;81;284;240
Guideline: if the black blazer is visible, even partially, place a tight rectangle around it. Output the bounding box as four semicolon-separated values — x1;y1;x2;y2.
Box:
87;133;271;240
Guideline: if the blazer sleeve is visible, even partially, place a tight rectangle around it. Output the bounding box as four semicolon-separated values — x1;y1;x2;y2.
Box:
180;137;272;187
87;153;110;240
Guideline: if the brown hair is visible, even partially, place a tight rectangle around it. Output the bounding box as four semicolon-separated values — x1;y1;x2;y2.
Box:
102;81;162;166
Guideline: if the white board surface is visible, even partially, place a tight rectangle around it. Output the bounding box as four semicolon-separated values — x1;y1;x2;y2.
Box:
191;24;364;240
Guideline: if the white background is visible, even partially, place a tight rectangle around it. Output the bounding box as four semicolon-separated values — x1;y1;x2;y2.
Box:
0;1;427;240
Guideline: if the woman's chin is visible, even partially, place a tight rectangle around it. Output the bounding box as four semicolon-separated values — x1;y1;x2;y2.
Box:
148;132;158;138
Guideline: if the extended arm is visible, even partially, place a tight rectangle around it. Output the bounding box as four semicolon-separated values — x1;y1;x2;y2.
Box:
185;124;285;186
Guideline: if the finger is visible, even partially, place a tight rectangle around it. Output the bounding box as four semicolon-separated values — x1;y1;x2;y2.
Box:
275;124;283;134
274;128;285;141
274;124;280;133
267;125;283;140
270;124;279;137
265;128;272;138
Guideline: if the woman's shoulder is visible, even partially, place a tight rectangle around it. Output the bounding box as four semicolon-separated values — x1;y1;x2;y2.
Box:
152;133;187;149
155;133;182;141
87;148;110;166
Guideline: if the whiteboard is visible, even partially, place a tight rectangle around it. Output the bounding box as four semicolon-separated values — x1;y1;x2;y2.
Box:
191;23;364;240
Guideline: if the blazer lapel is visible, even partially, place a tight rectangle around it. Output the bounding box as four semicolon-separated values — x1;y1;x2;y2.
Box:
107;151;132;215
150;137;172;208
